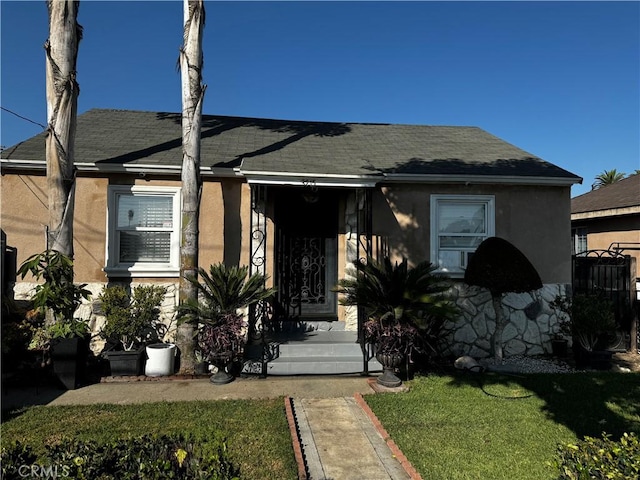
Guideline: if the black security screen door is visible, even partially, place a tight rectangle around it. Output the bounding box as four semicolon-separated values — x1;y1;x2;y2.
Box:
275;188;339;320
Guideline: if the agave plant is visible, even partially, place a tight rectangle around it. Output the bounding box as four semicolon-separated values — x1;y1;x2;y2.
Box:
334;256;457;357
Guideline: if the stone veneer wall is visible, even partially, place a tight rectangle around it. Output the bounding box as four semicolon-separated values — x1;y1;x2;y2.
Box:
13;282;179;354
14;281;570;358
443;282;571;358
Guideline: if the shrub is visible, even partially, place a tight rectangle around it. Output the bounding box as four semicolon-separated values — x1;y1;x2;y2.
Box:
554;432;639;480
99;284;168;350
1;433;239;480
1;441;37;479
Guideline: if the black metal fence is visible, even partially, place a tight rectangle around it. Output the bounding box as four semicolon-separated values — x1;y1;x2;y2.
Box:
572;250;637;351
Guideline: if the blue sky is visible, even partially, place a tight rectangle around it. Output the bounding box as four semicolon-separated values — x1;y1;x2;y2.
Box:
1;1;638;196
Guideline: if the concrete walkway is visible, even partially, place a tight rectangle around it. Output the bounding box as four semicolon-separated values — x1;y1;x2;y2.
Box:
2;376;421;480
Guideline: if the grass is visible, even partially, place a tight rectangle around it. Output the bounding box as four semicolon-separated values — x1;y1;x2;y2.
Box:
365;372;640;480
1;398;298;480
3;372;639;479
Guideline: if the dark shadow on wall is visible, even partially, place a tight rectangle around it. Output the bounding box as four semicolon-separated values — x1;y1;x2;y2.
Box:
222;181;242;267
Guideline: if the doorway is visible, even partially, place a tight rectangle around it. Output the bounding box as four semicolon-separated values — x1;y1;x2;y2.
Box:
275;188;339;320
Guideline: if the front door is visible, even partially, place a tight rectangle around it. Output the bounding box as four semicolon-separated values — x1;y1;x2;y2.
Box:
275;188;338;320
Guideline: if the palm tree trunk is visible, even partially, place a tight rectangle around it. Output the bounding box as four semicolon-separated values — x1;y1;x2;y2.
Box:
177;0;206;374
492;293;505;363
45;0;82;256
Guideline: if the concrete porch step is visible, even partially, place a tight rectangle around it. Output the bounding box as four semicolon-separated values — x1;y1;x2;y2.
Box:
266;331;382;375
268;356;382;375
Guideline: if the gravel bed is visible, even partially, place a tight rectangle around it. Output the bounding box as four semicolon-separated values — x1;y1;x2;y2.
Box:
480;355;577;374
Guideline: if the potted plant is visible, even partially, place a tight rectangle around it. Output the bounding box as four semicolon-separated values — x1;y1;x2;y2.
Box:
549;294;574;357
99;284;168;376
552;292;617;369
334;256;457;387
16;250;92;389
176;263;276;384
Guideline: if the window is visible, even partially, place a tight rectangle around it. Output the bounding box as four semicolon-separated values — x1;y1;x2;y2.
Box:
572;227;588;256
106;186;181;277
430;195;495;275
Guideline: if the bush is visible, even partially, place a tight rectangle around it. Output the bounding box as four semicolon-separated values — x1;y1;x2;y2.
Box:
1;441;38;479
1;433;239;480
554;432;639;480
99;284;168;350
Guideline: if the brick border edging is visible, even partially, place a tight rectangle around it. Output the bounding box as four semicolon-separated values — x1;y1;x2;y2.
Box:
354;392;423;480
284;396;308;480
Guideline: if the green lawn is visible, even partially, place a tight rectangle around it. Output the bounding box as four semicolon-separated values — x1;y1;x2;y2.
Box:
365;372;640;480
3;373;639;480
1;398;297;480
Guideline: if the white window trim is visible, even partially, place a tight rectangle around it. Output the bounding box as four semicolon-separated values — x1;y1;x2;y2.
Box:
105;185;181;278
430;194;495;277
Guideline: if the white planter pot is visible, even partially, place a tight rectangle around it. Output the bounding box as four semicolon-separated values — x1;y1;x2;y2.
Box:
145;343;176;377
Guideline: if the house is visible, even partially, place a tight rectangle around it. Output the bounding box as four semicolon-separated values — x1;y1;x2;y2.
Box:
1;108;582;363
571;174;640;259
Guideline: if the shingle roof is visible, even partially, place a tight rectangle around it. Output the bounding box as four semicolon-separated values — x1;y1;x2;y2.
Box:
1;108;580;182
571;174;640;214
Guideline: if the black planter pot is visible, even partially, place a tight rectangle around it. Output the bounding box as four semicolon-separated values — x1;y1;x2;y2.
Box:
375;352;403;388
551;339;568;358
104;347;145;376
573;344;613;370
50;337;89;390
210;353;234;385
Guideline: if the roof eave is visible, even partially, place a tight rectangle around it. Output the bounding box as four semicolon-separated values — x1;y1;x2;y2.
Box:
0;159;241;178
239;169;381;187
382;173;582;187
571;205;640;220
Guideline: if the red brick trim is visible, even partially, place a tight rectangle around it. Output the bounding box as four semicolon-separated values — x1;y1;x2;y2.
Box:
284;396;308;480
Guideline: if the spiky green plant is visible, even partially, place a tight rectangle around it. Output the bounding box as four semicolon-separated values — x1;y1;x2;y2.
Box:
177;264;276;323
334;257;457;355
176;264;276;360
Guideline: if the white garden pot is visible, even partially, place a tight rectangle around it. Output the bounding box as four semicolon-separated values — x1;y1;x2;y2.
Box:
145;343;176;377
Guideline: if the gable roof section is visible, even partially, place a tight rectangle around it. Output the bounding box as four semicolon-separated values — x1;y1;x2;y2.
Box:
1;108;581;186
571;174;640;220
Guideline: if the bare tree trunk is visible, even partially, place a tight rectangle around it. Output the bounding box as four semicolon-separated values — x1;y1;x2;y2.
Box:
492;294;506;363
45;0;81;256
177;0;206;375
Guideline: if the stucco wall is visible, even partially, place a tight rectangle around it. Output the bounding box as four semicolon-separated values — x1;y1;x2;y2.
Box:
1;173;249;283
574;214;640;271
374;183;573;284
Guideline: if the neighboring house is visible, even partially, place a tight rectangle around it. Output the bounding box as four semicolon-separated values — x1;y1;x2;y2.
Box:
1;108;582;359
571;174;640;299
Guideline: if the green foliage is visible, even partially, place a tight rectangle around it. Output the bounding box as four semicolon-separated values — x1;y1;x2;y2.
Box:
16;250;91;343
554;432;639;479
551;293;616;351
464;237;542;295
17;250;91;323
0;441;37;479
99;284;168;350
177;263;276;322
1;434;239;480
176;264;276;358
334;257;457;356
592;169;626;190
1;399;297;479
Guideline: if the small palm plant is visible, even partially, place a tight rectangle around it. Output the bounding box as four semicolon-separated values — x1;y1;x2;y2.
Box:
334;256;457;386
176;263;276;383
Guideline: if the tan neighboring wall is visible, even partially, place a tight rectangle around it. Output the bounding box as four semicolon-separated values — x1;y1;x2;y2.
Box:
574;215;640;271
